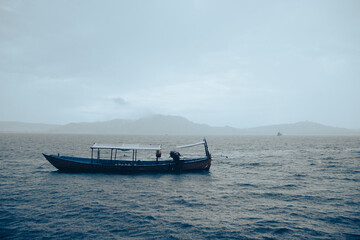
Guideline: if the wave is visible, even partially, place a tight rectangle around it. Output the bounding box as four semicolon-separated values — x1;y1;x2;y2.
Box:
1;134;360;239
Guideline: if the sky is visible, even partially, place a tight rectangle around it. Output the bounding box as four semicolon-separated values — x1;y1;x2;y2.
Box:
1;0;359;129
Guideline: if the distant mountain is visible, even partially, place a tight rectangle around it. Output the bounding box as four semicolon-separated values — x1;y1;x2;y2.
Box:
50;115;238;135
0;121;60;133
0;116;358;135
238;121;357;136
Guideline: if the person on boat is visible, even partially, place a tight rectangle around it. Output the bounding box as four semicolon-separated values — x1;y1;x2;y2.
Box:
156;150;162;162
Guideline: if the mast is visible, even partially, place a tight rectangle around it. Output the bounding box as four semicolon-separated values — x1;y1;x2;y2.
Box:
203;138;210;158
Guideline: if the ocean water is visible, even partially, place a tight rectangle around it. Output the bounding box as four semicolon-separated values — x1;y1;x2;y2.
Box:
0;134;359;239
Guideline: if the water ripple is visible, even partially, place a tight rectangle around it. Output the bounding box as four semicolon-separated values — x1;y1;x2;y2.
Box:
1;134;360;239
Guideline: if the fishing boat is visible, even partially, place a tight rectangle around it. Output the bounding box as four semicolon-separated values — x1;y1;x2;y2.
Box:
43;139;211;173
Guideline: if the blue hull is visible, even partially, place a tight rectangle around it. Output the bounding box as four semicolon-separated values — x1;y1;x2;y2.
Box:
43;154;211;173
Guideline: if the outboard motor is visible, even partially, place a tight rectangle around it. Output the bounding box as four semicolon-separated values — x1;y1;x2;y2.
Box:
170;151;183;172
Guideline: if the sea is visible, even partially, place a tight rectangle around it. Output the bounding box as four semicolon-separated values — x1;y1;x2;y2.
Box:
0;133;359;240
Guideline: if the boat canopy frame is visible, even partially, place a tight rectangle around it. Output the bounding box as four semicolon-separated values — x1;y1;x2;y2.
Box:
90;143;162;162
89;138;210;162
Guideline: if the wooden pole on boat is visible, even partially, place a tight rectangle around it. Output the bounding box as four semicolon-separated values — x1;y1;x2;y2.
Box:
91;148;94;164
203;138;210;158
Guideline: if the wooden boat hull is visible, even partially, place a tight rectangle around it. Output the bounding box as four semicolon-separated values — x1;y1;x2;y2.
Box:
43;154;211;173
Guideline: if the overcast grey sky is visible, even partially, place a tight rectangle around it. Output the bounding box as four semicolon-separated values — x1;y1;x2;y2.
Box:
1;0;359;129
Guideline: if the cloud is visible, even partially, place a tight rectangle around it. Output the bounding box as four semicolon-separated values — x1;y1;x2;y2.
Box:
111;97;128;106
75;96;153;122
117;69;278;127
0;0;359;128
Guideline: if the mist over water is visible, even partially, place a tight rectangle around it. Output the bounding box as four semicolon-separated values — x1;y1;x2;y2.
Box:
1;134;359;239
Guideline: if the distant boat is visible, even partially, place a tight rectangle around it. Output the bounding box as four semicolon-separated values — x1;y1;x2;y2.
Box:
277;132;283;136
43;139;211;173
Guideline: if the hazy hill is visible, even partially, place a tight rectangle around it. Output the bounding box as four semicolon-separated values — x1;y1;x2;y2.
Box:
50;119;132;135
50;115;237;135
0;121;60;133
0;115;358;135
239;121;356;136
